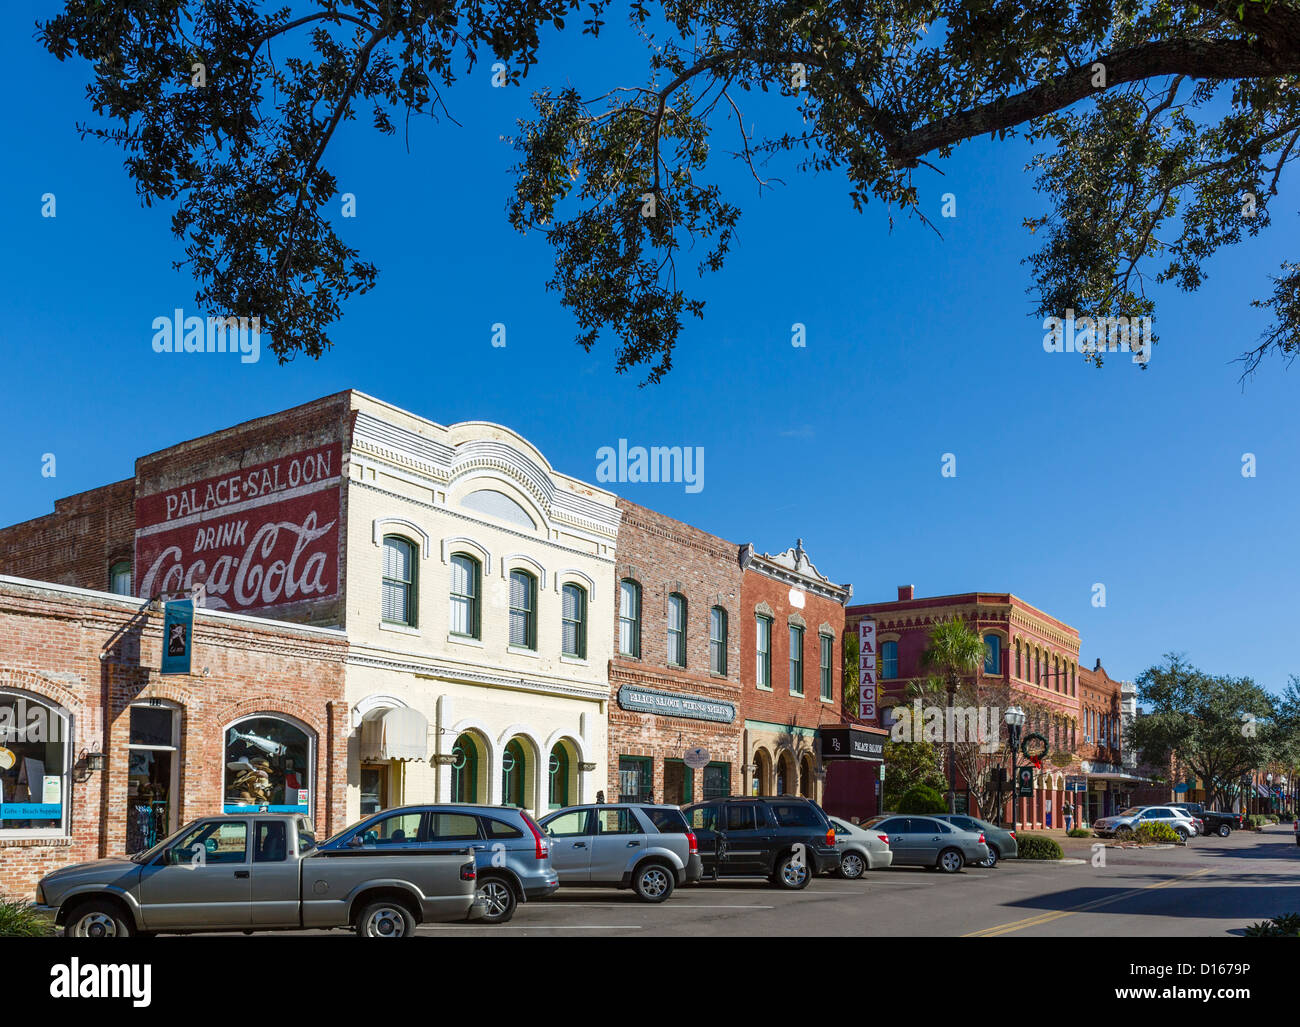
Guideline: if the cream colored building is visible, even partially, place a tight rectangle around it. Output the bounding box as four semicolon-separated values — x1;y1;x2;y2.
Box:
341;393;620;823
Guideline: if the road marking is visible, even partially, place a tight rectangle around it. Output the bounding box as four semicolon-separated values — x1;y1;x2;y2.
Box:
964;867;1213;937
537;903;772;909
420;925;644;931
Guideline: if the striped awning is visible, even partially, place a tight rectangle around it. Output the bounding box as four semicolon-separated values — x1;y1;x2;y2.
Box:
360;706;429;762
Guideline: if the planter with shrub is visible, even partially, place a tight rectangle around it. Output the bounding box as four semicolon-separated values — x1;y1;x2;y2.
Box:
897;784;948;814
0;898;55;938
1244;913;1300;937
1017;834;1065;860
1067;827;1091;838
1133;822;1184;845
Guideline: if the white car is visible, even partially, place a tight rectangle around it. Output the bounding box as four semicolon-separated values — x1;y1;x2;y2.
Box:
1093;805;1199;840
827;818;894;879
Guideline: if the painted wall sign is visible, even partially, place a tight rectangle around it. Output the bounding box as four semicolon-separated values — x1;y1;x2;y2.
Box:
135;443;342;613
616;685;736;724
858;619;877;720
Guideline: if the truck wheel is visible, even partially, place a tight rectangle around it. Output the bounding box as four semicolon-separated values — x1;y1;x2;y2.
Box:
477;876;517;924
65;900;134;938
937;848;964;874
633;863;675;902
1218;824;1231;838
838;853;866;879
772;853;811;890
355;900;415;938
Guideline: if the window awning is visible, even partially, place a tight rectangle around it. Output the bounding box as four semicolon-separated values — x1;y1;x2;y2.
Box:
360;706;429;762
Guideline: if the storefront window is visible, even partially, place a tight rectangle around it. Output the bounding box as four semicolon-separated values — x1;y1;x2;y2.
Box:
618;756;652;803
548;745;569;809
126;703;178;854
703;762;730;800
451;733;478;803
502;739;526;807
0;690;70;834
224;716;313;814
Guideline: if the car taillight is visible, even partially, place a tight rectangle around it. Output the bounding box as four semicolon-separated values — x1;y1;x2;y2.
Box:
686;830;698;855
1009;831;1017;839
826;828;836;846
978;832;986;844
877;835;890;846
461;861;476;881
522;814;549;859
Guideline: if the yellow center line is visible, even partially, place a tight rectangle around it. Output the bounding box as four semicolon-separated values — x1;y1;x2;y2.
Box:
964;867;1212;937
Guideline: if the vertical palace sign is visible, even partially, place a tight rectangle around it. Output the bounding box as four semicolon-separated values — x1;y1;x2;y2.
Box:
135;443;342;614
858;619;877;720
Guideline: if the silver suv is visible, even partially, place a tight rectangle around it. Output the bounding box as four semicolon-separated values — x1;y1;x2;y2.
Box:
317;804;558;924
538;804;700;902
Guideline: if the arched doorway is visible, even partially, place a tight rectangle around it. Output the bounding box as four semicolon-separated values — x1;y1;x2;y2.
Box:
450;732;482;803
502;738;527;807
548;743;571;809
799;754;814;798
751;749;772;796
776;751;795;795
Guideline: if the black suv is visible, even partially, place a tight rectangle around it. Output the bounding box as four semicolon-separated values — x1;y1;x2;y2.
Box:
682;796;840;889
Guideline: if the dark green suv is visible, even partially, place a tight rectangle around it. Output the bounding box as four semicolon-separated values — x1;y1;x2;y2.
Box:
682;796;840;890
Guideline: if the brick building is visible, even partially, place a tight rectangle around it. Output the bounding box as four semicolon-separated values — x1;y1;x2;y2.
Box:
738;540;851;804
0;575;346;900
1076;658;1133;820
608;500;742;806
847;586;1087;828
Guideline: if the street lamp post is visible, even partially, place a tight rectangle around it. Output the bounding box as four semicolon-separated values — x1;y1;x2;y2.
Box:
1005;705;1026;833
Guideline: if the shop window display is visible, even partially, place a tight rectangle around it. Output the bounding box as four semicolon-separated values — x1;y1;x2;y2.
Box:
0;691;69;834
224;716;313;814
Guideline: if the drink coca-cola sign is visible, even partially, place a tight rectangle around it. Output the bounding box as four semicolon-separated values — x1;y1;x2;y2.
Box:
135;443;341;613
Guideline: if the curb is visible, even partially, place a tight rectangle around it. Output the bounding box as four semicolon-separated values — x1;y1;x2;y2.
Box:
1015;857;1087;866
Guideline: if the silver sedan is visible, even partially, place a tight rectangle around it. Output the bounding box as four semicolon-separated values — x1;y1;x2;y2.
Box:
827;818;894;879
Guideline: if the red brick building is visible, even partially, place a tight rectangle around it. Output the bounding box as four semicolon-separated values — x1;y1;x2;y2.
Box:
1076;658;1134;819
847;586;1086;828
608;501;743;805
0;575;347;900
737;540;851;804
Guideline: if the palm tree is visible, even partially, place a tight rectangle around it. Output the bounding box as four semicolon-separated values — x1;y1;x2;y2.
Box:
921;616;988;813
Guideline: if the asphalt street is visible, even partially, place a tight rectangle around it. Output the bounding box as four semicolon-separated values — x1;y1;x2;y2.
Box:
196;822;1300;938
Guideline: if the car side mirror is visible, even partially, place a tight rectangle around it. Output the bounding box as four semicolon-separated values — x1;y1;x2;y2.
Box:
347;835;364;848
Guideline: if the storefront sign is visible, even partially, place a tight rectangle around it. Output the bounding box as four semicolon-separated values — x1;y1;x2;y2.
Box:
160;599;193;675
1;803;61;820
683;747;710;769
819;726;886;762
1065;776;1088;792
136;443;342;613
616;686;736;724
858;619;877;720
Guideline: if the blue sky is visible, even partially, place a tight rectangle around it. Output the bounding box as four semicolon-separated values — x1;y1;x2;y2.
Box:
2;8;1297;694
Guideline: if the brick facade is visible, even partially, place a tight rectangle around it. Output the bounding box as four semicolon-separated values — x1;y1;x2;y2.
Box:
737;541;850;803
608;500;743;805
0;576;347;900
0;480;134;590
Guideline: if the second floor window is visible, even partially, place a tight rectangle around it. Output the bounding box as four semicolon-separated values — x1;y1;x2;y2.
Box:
509;570;537;649
984;635;1001;675
109;560;132;596
619;579;641;657
756;615;772;688
382;536;417;627
667;593;686;667
449;554;481;638
820;633;833;701
709;607;727;675
562;583;587;659
789;625;804;696
881;640;899;679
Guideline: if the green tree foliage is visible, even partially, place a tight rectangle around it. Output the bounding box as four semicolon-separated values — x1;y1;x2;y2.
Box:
897;783;947;814
40;2;1300;377
881;737;946;811
842;628;859;717
1131;653;1278;810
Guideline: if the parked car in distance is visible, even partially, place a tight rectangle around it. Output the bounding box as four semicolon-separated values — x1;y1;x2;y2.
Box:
860;815;989;873
35;812;485;938
826;818;893;878
1092;805;1198;841
684;796;841;889
537;804;699;902
314;803;558;924
933;814;1018;867
1170;802;1244;837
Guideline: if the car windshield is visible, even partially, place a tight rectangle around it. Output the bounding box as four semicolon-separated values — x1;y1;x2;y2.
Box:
862;816;890;828
1118;807;1145;817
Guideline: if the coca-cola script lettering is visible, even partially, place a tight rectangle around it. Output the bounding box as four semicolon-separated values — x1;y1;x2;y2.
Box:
135;444;341;613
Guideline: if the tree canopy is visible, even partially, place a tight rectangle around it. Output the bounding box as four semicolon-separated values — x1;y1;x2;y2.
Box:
39;1;1300;380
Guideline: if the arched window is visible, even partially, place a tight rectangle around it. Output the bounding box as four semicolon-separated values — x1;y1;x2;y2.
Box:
667;593;687;667
450;733;480;803
1014;640;1022;679
502;739;526;807
0;690;71;836
382;535;417;627
548;744;570;809
562;583;587;659
508;570;537;650
619;579;641;657
983;634;1001;675
709;607;728;675
224;715;313;815
109;560;133;596
449;554;481;638
799;755;814;797
881;640;899;679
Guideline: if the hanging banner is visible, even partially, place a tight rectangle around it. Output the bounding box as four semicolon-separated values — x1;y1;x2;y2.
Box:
161;599;194;675
858;619;877;720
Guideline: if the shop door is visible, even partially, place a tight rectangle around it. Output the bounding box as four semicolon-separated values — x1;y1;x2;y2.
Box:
126;704;179;854
360;764;389;817
663;760;692;806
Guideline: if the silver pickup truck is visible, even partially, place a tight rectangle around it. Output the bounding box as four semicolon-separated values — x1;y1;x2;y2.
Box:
35;812;485;937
